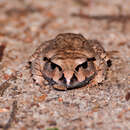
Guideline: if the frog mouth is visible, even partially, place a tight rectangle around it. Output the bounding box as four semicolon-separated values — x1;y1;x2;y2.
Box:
42;72;96;91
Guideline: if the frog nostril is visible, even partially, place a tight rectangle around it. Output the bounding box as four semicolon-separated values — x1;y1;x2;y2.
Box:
70;74;78;84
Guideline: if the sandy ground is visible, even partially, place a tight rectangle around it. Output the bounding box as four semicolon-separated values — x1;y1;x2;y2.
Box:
0;0;130;130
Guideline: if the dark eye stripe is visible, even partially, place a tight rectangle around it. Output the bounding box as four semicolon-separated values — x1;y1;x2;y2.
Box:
58;65;62;71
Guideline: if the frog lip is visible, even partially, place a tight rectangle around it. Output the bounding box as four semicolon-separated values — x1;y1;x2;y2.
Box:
42;72;96;91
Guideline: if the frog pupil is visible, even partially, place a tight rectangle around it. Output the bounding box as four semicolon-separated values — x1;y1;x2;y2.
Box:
51;62;56;70
82;61;88;69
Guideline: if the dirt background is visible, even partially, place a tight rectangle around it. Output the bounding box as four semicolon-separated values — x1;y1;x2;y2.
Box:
0;0;130;130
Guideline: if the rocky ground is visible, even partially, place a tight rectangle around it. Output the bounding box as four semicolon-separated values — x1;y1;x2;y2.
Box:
0;0;130;130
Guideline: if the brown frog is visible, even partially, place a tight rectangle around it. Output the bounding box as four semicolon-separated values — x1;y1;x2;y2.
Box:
29;33;111;90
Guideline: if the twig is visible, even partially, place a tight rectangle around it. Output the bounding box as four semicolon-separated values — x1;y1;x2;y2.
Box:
41;19;54;29
72;13;130;22
0;82;10;96
3;100;17;130
72;13;130;32
0;44;6;62
74;0;89;6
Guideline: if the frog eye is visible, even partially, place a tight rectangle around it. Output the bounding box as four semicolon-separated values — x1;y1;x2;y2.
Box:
50;62;62;71
51;62;57;70
82;61;88;69
75;57;96;72
75;64;80;71
75;61;88;71
43;57;62;71
43;57;48;61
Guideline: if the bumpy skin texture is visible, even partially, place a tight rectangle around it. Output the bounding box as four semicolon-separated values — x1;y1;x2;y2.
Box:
29;33;111;90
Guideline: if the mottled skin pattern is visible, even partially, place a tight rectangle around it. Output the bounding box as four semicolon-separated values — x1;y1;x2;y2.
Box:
29;33;111;90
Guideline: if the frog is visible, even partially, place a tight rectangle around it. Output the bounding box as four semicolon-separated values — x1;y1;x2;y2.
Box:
29;33;111;90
